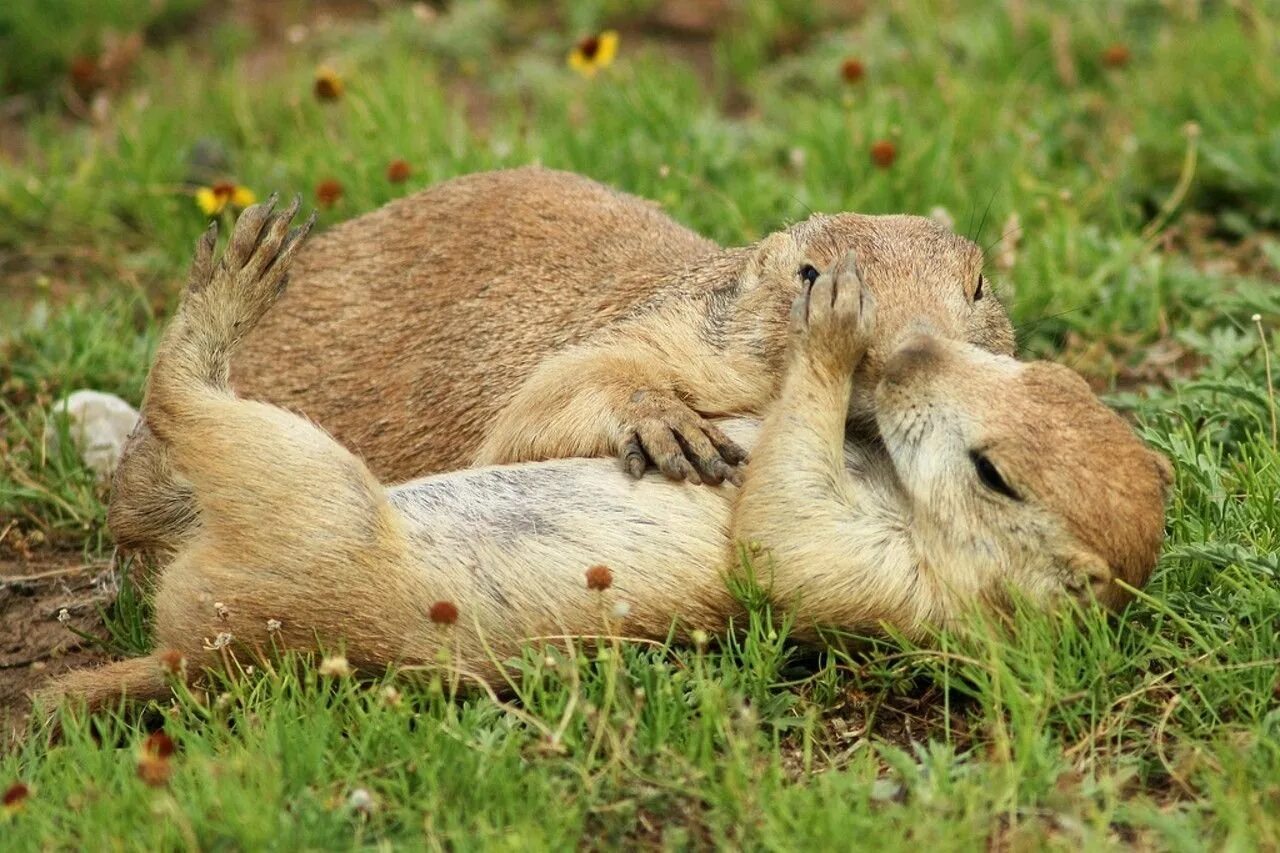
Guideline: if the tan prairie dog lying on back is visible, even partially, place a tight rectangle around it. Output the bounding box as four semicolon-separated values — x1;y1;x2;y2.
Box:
107;167;1016;556
43;204;1171;712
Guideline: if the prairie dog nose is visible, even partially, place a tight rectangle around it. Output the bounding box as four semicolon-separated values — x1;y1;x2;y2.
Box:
884;333;943;384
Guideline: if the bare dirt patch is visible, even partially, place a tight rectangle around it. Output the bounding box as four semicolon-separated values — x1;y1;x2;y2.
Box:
0;555;114;750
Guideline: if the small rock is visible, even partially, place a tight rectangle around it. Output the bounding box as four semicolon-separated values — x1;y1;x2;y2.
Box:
45;391;140;481
186;137;231;183
870;777;907;803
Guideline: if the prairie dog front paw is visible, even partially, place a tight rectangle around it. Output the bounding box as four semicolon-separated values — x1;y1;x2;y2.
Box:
788;251;876;378
617;389;748;486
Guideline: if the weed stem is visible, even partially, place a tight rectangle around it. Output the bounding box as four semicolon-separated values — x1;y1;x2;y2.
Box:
1252;313;1277;447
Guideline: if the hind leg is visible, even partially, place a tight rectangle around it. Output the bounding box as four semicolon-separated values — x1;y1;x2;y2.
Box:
141;201;426;670
107;197;311;558
138;204;430;677
106;198;303;557
141;197;407;567
42;200;427;713
143;195;306;437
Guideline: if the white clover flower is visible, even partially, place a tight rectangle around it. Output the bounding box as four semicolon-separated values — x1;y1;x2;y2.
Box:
203;632;234;651
347;787;375;815
318;655;353;678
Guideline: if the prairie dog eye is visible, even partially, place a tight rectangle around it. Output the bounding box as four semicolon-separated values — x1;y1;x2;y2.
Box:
799;264;819;285
973;274;985;301
970;450;1020;500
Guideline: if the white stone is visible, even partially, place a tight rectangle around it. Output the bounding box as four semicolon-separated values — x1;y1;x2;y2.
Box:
46;390;140;481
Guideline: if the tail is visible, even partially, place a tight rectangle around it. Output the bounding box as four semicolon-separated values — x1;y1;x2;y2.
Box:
34;655;177;717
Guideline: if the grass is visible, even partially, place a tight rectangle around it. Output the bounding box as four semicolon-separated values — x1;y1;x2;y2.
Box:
0;0;202;95
2;0;1279;847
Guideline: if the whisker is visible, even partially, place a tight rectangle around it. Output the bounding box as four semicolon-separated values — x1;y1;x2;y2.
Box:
974;187;998;246
1015;300;1101;344
982;220;1024;258
787;193;815;218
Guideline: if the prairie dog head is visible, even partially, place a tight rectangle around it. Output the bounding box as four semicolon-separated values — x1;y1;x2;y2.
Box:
874;334;1172;612
742;213;1015;425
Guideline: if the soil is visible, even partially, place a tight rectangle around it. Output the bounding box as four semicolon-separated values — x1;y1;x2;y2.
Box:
0;555;115;750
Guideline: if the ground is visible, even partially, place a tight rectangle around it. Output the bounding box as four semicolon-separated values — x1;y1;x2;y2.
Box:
1;0;1279;848
0;556;113;747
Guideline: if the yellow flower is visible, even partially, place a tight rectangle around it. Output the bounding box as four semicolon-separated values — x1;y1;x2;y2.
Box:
196;182;257;216
567;30;619;77
313;66;344;101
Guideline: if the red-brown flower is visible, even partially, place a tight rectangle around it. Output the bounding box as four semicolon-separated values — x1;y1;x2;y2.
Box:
157;649;186;676
2;782;29;809
143;731;176;759
1101;43;1131;69
386;159;412;183
429;600;459;625
315;179;344;208
840;58;865;84
585;565;613;591
69;55;99;95
136;731;176;787
870;140;897;168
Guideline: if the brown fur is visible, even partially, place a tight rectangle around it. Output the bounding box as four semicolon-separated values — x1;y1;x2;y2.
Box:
42;210;1168;716
107;167;1014;556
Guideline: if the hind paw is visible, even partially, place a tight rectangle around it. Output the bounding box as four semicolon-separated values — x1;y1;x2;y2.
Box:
183;194;315;339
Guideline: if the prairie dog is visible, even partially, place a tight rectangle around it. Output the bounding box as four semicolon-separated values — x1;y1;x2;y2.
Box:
106;167;1015;556
43;204;1169;711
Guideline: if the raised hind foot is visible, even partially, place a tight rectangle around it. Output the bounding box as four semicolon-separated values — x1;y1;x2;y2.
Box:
177;194;315;353
144;196;315;439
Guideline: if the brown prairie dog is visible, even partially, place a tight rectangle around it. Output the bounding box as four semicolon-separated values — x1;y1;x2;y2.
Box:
44;204;1170;712
106;167;1015;557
